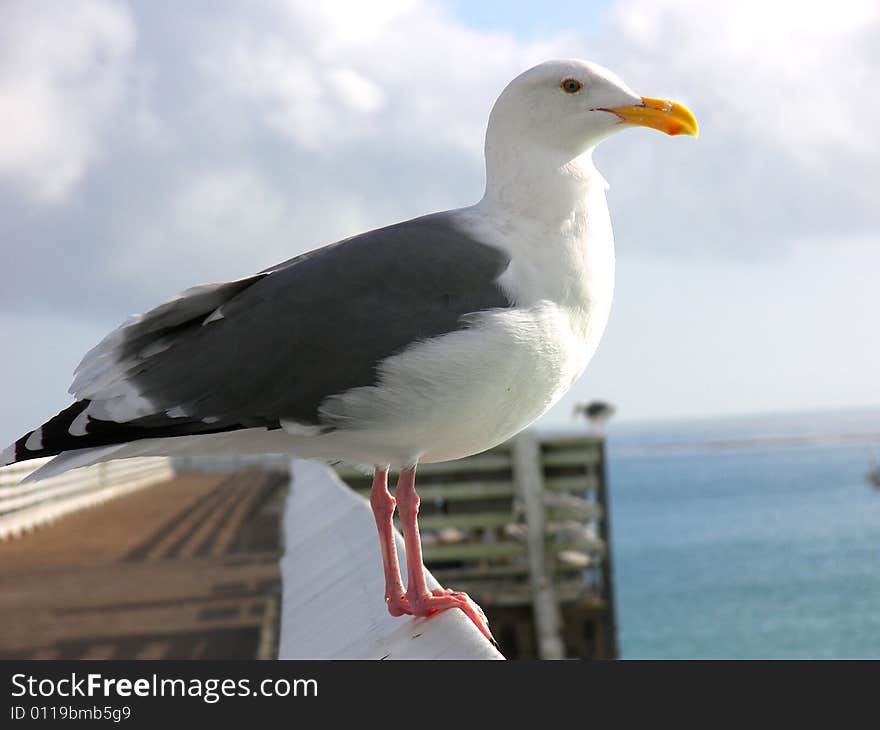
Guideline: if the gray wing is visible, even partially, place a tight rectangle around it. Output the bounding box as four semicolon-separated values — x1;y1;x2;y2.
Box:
8;212;512;462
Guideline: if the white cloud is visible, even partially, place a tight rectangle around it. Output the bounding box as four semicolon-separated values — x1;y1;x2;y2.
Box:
197;0;565;153
0;0;136;202
0;0;581;313
0;0;876;308
113;168;289;282
591;0;880;253
608;0;880;163
0;0;875;246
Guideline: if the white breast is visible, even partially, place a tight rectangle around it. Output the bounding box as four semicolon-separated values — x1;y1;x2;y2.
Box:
316;302;586;464
310;160;616;467
461;157;616;379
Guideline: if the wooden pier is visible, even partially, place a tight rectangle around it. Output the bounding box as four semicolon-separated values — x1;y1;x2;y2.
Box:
0;470;287;659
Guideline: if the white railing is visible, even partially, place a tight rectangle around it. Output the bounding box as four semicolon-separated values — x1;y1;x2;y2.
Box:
0;457;175;541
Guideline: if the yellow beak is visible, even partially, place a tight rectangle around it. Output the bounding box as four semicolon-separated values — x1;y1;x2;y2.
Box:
600;96;699;137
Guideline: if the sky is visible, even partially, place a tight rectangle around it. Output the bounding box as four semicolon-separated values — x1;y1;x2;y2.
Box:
1;0;878;448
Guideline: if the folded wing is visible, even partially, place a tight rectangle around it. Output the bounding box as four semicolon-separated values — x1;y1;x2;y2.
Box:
4;212;512;465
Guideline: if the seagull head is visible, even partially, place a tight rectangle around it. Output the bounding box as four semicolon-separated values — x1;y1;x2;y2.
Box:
486;59;698;164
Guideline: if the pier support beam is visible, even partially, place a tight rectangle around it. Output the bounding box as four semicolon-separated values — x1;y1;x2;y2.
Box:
511;432;565;660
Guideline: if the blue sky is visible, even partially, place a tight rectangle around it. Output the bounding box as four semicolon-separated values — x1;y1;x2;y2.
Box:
1;0;878;449
445;0;609;39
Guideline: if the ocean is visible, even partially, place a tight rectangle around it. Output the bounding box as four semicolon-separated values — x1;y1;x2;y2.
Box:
604;407;880;659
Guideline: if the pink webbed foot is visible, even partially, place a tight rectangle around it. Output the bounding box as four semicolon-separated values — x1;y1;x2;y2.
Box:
406;587;496;645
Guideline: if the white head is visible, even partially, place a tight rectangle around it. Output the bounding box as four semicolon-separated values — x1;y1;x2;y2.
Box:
485;59;697;176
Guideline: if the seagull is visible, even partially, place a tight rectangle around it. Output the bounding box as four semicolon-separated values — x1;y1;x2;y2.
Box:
573;400;617;431
2;59;697;643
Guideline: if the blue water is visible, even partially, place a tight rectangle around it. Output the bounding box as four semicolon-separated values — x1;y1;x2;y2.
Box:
605;408;880;658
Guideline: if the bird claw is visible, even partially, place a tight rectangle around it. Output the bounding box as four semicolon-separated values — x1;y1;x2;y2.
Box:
388;587;495;646
385;593;411;617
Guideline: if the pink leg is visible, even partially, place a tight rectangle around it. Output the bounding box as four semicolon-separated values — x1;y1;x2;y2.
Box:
369;466;409;617
395;465;496;644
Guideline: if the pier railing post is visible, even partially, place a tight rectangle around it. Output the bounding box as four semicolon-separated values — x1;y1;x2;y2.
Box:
596;437;619;658
511;431;565;659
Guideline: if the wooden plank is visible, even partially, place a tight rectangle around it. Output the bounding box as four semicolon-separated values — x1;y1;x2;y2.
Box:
143;482;231;560
541;449;601;468
546;503;602;521
350;481;515;501
0;555;280;609
422;540;605;570
421;538;604;568
2;598;270;650
419;503;602;530
431;564;530;580
0;475;217;564
211;475;269;556
176;482;245;558
544;474;599;491
540;436;603;450
431;560;588;583
416;511;514;530
409;481;514;501
422;541;525;561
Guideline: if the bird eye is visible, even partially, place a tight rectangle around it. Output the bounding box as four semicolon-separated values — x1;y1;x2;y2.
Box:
561;78;584;94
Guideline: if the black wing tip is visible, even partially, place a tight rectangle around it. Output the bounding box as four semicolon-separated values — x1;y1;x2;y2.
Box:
5;400;93;465
5;399;285;468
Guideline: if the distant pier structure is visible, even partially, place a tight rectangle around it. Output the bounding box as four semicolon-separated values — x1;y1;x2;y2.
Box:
336;430;618;660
